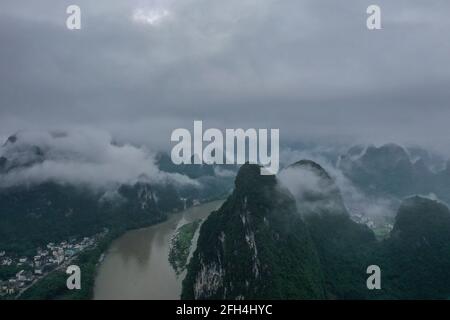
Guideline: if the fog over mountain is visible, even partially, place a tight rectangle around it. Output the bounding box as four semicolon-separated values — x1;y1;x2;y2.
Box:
1;0;450;153
182;162;450;299
279;148;399;219
0;129;199;189
3;0;450;302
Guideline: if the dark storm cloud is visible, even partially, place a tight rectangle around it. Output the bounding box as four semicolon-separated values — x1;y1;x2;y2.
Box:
1;0;450;151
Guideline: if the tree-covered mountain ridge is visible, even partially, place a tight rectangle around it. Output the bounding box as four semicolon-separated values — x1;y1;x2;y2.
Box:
182;161;450;299
338;143;450;203
0;132;233;255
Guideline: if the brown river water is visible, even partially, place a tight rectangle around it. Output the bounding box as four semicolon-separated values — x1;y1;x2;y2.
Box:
93;200;224;300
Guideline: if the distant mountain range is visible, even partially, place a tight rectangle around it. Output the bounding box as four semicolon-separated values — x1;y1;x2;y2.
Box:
0;132;234;256
338;143;450;203
2;132;450;299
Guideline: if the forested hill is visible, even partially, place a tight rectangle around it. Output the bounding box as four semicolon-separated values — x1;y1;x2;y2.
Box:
183;162;450;300
182;163;327;299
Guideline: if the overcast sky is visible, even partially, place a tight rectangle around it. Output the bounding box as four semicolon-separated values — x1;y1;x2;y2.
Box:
1;0;450;152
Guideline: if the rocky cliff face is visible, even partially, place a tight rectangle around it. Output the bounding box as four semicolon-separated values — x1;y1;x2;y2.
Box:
181;163;326;299
182;160;450;300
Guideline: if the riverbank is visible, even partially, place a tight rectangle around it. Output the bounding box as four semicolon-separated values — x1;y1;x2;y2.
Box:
14;200;224;300
94;200;224;300
17;229;122;300
13;212;168;300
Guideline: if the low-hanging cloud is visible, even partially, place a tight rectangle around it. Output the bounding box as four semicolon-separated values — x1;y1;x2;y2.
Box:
279;148;398;218
0;129;199;189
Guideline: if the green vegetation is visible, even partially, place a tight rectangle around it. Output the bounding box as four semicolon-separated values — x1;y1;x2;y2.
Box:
0;265;22;281
304;214;374;299
0;181;179;256
169;220;201;275
183;162;450;300
19;231;118;300
182;163;327;300
373;225;392;240
376;196;450;299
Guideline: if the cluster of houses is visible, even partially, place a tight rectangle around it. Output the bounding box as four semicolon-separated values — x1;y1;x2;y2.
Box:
180;198;201;211
352;213;377;229
351;213;394;239
346;202;392;231
0;236;97;297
